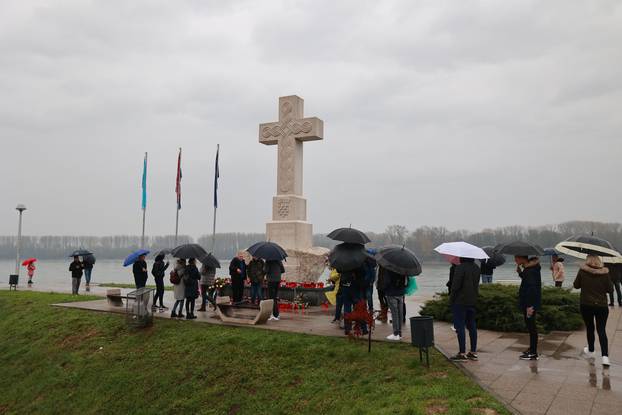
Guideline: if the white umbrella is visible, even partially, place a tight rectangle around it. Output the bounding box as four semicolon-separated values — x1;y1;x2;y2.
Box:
434;242;489;260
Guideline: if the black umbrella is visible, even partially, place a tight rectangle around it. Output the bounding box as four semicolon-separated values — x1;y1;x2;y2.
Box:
199;252;221;269
247;241;288;261
329;243;369;272
374;245;422;276
171;243;208;259
481;246;506;267
555;235;622;258
494;241;545;257
83;254;96;266
68;249;93;257
542;248;562;257
327;227;371;245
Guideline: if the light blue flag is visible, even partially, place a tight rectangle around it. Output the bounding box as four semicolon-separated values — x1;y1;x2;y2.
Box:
141;153;147;210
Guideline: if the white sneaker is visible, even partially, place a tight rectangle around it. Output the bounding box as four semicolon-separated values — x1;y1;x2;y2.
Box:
602;356;610;366
386;334;401;341
269;315;279;321
583;347;596;358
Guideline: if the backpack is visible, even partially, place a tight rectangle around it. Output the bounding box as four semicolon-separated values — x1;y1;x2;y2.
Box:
169;269;181;285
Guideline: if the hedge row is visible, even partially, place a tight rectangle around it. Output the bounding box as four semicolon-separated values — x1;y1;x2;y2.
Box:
419;284;583;333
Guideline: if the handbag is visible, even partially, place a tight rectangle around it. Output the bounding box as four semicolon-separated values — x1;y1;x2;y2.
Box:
169;269;181;285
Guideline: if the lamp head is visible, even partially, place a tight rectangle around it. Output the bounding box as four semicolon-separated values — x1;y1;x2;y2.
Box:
15;204;26;212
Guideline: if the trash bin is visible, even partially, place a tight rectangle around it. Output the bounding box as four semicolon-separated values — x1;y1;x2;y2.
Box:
410;316;434;367
126;287;155;328
9;274;18;290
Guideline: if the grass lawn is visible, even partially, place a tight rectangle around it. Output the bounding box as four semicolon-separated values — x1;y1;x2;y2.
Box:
0;291;509;415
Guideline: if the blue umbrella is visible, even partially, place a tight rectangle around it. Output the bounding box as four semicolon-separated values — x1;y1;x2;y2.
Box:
123;249;150;267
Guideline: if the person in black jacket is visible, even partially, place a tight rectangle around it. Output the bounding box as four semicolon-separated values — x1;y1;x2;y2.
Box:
515;256;542;360
449;258;480;361
480;259;496;284
184;258;200;319
381;266;407;341
266;260;285;320
608;263;622;306
151;254;169;311
69;256;84;295
229;253;247;304
132;255;148;289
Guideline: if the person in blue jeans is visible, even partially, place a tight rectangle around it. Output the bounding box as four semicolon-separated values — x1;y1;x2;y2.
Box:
83;254;95;292
247;256;266;305
340;267;368;336
449;257;480;361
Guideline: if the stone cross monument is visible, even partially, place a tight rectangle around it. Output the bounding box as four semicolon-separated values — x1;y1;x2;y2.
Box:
259;95;328;281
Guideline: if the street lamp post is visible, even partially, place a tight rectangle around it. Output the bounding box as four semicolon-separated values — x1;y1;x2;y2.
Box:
14;204;26;277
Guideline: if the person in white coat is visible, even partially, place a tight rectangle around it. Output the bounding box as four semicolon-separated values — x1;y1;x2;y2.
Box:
171;259;187;318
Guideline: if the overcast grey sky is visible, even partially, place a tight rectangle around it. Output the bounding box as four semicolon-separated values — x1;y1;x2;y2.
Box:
1;0;621;238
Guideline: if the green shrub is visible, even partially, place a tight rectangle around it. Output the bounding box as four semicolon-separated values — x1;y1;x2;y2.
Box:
419;284;583;333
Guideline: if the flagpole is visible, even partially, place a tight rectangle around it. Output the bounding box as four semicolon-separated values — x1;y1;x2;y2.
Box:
174;147;182;246
211;144;219;252
141;152;147;248
174;208;179;246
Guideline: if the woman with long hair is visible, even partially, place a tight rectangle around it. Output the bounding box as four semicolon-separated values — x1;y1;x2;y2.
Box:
574;255;613;366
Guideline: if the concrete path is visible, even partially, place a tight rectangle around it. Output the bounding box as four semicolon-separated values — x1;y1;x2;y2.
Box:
433;307;622;415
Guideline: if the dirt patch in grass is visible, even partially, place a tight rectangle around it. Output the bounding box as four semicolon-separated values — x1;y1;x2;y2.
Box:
227;403;240;415
425;399;449;414
57;328;101;349
472;408;499;415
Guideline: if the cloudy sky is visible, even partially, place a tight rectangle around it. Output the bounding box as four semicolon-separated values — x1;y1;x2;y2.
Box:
1;0;621;238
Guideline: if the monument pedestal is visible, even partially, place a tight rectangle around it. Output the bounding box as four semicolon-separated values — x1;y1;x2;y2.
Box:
266;220;312;251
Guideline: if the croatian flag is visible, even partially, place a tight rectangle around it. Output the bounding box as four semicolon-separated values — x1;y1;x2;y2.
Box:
213;145;220;208
175;148;182;210
141;152;147;210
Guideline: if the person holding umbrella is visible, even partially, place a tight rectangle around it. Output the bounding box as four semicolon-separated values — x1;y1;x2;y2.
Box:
229;252;247;304
83;254;95;292
494;241;544;361
22;258;37;285
247;256;266;305
573;255;613;366
132;254;148;289
515;255;542;360
151;254;169;311
184;258;200;320
449;257;480;361
374;245;423;340
379;266;407;340
266;259;285;321
69;255;84;295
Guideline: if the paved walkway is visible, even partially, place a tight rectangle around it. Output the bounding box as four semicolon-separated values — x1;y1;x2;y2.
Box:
6;282;622;414
434;307;622;415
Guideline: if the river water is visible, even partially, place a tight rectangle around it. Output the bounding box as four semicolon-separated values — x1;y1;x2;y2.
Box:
1;259;580;297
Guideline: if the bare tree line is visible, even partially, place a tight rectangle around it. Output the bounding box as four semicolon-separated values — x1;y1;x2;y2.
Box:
0;221;620;261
